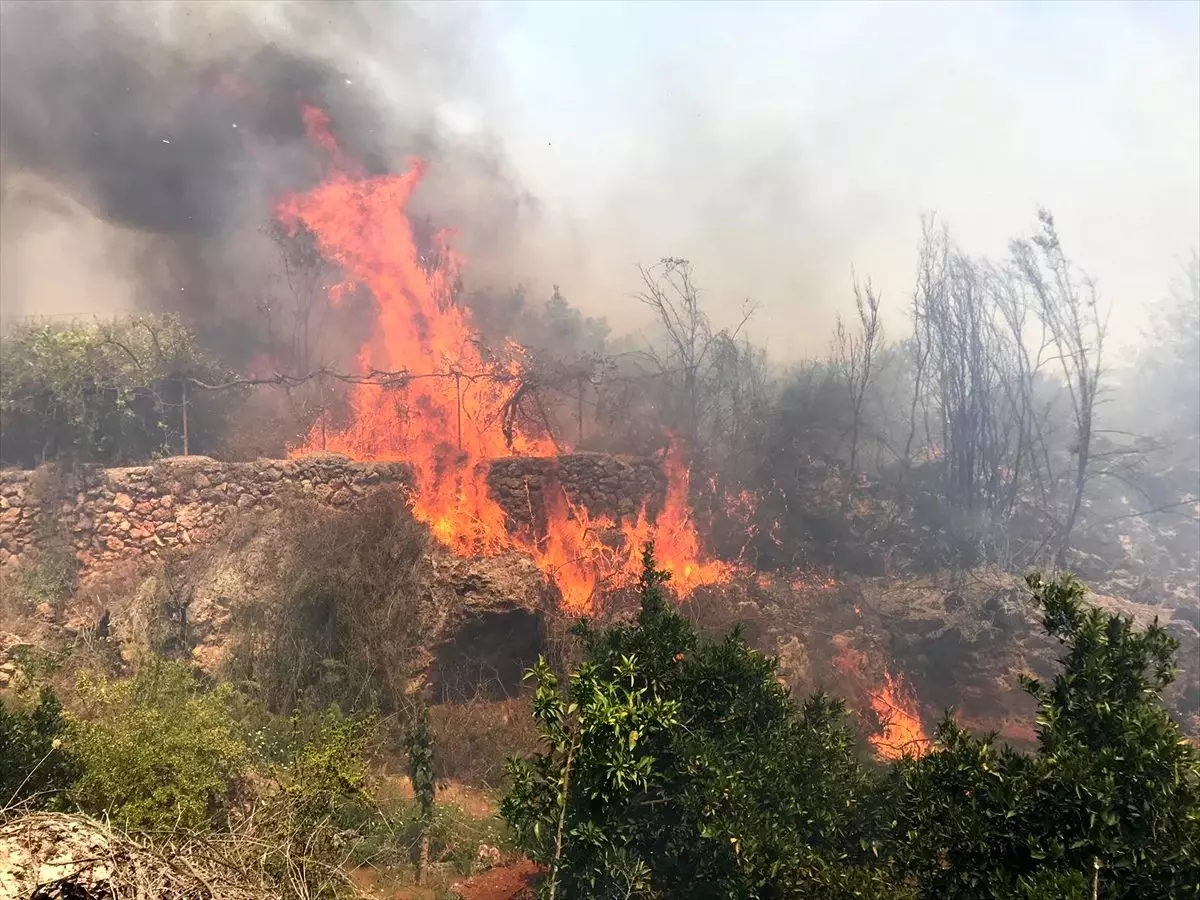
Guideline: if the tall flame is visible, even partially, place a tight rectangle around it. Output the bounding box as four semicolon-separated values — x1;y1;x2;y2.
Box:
280;106;728;612
834;641;930;760
865;668;929;761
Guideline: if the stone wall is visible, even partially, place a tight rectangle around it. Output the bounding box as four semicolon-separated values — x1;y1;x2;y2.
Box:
486;452;665;527
0;452;665;573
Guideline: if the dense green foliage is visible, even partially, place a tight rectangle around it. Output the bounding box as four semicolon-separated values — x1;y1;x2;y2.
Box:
0;315;229;466
0;685;78;808
67;658;248;830
503;547;891;899
407;702;437;825
503;548;1200;899
0;656;509;897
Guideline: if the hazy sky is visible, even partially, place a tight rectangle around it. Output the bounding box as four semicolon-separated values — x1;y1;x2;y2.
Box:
452;0;1200;358
2;1;1196;363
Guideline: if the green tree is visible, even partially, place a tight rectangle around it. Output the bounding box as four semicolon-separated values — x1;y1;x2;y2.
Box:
0;686;78;809
503;545;885;899
0;314;229;466
879;574;1200;899
505;557;1198;899
1018;573;1200;898
406;701;436;883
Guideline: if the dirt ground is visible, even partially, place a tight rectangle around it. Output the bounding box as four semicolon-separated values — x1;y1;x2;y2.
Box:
449;860;542;900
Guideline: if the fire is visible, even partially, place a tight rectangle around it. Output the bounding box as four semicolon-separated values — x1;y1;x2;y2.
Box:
621;444;731;597
279;105;726;612
866;668;929;761
833;641;929;760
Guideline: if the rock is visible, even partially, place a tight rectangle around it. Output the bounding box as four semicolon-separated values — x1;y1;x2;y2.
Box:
176;504;202;529
113;493;135;512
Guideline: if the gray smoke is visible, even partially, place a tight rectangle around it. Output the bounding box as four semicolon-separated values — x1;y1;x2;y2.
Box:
0;0;533;363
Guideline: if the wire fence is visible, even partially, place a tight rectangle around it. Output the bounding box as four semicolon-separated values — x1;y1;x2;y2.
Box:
0;313;700;463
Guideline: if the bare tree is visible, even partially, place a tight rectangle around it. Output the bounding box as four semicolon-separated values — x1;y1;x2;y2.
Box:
829;272;883;473
634;258;757;464
1011;209;1109;566
911;220;1015;517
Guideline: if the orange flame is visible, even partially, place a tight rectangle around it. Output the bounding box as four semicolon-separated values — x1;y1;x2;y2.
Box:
621;443;731;597
279;105;726;612
833;642;929;760
866;668;929;761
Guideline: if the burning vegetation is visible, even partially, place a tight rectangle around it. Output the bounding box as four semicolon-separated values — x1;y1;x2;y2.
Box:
1;8;1198;895
277;105;728;614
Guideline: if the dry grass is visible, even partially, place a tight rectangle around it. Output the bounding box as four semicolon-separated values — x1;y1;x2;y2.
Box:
0;810;358;899
425;698;538;791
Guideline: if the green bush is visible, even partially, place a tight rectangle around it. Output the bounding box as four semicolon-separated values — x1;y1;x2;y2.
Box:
875;574;1200;899
0;686;78;809
502;549;1200;899
503;545;881;899
66;658;248;831
0;315;230;466
258;705;376;829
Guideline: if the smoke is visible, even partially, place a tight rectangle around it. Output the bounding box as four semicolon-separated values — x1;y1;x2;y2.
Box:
486;1;1200;357
2;1;1196;366
0;0;534;364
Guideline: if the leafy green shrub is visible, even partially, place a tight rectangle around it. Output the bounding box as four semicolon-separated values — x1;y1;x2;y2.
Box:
0;315;229;466
877;574;1200;899
503;551;1200;900
11;542;78;611
66;658;247;831
257;705;376;829
1017;573;1200;897
503;545;877;899
0;686;78;809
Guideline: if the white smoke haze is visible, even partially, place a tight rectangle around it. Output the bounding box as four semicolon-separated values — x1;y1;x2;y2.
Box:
0;0;1196;361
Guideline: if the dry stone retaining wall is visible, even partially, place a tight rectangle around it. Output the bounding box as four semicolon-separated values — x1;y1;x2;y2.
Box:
486;452;665;527
0;452;665;574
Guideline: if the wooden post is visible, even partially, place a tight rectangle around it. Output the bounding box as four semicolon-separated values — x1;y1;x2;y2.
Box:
180;375;189;457
455;372;463;452
577;372;584;446
320;377;327;451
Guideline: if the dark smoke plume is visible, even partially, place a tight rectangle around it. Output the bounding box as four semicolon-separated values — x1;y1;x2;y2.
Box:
0;0;532;366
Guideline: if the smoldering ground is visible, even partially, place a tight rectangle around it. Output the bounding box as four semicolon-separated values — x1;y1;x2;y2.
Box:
0;0;534;366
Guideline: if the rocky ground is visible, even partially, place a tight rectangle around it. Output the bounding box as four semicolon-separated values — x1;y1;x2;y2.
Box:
2;507;1196;747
